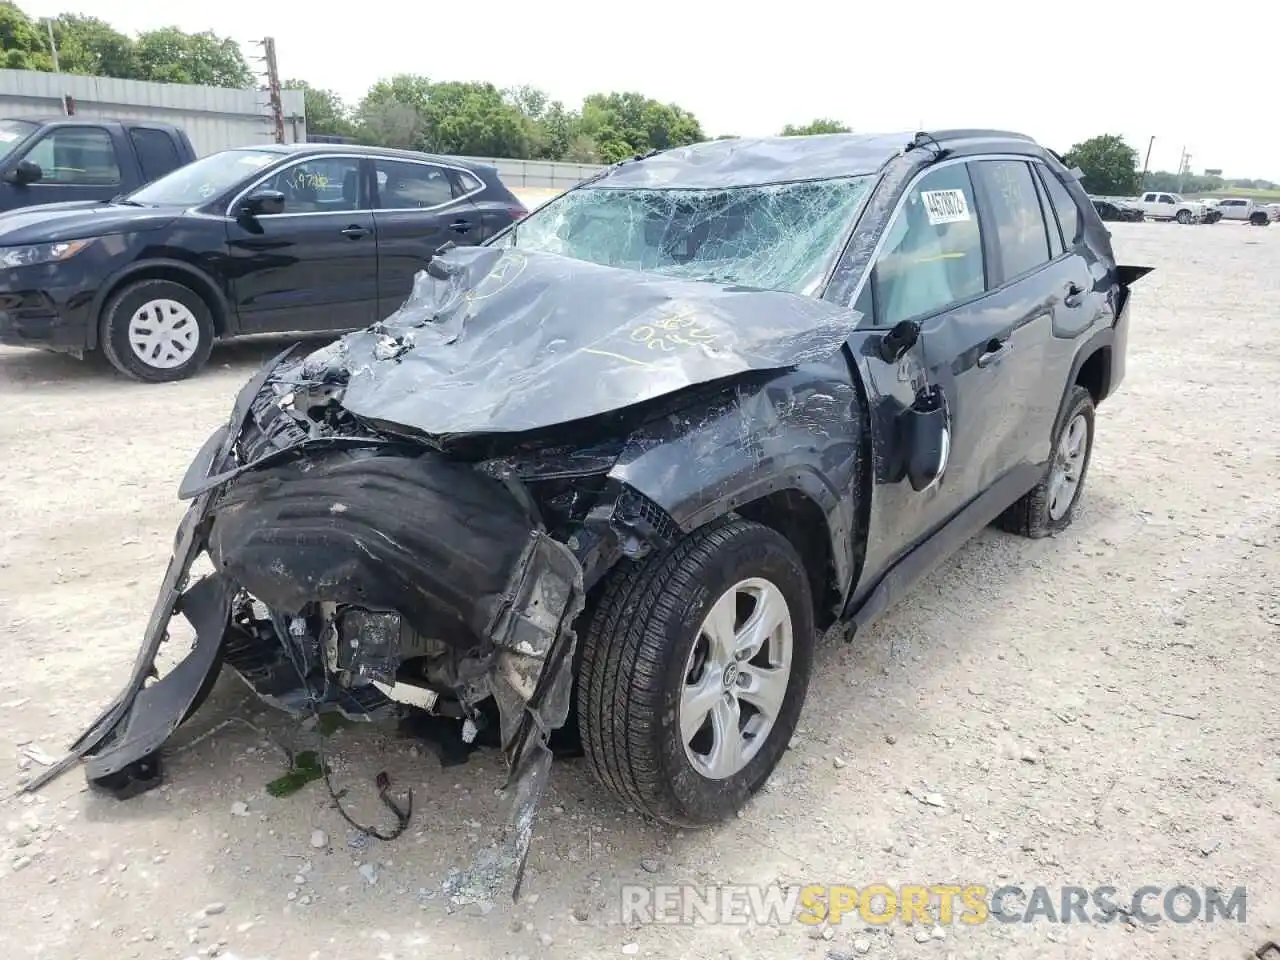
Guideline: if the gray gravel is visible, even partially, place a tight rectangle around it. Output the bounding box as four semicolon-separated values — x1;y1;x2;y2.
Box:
0;219;1277;959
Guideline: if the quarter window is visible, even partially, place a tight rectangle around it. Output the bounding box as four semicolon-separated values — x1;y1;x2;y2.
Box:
22;126;121;185
971;160;1052;281
374;160;455;209
868;163;986;327
260;157;362;213
1036;164;1082;248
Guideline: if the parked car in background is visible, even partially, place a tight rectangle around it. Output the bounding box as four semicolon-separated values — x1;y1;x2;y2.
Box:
1091;196;1145;222
0;118;196;213
36;131;1150;888
1214;197;1273;225
1135;191;1216;223
0;143;528;381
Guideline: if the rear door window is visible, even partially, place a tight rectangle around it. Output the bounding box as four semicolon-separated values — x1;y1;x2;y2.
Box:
128;127;183;183
373;160;456;209
971;160;1052;283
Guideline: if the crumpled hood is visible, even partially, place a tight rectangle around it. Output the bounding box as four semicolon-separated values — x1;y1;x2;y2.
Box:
286;245;862;438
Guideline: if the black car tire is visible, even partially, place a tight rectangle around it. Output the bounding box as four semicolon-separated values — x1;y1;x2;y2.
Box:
1175;210;1193;224
100;279;216;383
996;385;1095;539
577;517;815;827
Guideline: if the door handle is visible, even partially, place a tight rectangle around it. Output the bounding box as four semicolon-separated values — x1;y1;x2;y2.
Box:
1063;282;1085;308
341;224;369;239
976;337;1010;368
449;219;472;233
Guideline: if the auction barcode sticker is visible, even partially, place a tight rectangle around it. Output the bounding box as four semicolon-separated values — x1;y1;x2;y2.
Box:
921;189;970;225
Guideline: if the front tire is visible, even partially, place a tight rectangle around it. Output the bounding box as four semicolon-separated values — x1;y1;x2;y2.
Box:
996;385;1095;539
577;518;815;827
1175;210;1193;224
100;279;215;383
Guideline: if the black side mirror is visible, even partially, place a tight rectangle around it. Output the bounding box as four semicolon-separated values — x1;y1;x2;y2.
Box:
877;319;920;363
238;189;285;218
2;159;43;186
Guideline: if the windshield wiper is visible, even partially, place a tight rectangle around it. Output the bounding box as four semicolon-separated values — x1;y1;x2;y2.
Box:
108;195;144;206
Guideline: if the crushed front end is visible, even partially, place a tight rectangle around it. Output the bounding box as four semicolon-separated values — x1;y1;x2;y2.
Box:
23;346;647;898
25;245;865;898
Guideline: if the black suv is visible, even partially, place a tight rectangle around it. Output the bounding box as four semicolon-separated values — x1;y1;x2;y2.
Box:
0;143;527;381
32;130;1148;895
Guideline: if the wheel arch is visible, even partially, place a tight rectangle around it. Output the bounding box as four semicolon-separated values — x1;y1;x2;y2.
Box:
90;259;232;350
733;487;842;632
1059;327;1115;432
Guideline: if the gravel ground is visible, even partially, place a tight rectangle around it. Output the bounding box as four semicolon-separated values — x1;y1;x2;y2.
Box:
0;220;1277;960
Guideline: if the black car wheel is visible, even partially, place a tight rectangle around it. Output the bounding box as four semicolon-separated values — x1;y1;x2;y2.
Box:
995;385;1095;539
100;279;216;383
576;517;815;826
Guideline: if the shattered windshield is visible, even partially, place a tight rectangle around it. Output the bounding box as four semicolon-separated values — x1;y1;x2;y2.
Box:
502;176;872;297
126;148;280;206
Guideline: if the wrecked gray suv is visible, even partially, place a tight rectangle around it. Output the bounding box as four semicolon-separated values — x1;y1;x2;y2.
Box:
31;130;1148;889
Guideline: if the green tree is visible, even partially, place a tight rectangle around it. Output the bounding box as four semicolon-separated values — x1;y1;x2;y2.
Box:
579;91;703;162
421;81;532;157
285;78;352;138
780;119;850;136
0;1;52;70
1062;134;1139;196
531;100;580;160
133;26;253;87
50;14;136;77
355;76;534;157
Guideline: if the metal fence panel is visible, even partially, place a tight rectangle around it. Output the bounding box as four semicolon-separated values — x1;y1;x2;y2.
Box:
0;69;307;156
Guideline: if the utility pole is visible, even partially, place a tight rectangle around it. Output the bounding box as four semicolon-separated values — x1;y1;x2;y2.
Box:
45;18;60;73
1176;146;1188;193
253;37;286;144
1140;135;1155;192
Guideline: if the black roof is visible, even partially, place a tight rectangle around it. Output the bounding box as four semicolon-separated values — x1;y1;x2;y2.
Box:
592;129;1046;190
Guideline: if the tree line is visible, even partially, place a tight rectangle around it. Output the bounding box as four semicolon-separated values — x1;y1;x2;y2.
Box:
1062;133;1274;198
1;3;856;163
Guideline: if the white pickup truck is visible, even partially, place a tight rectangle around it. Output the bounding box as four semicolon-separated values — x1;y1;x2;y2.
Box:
1214;197;1274;225
1135;191;1216;223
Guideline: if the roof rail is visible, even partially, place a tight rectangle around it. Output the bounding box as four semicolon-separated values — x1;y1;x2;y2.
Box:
918;128;1037;145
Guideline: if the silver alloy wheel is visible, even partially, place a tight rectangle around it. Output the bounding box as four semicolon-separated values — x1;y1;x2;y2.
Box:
1047;413;1088;520
127;299;201;370
679;577;793;780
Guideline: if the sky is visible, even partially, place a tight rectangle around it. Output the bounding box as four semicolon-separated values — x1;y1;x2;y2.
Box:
18;0;1280;180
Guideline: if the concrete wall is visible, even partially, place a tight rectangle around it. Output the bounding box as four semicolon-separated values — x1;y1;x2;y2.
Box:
0;69;307;156
452;155;606;189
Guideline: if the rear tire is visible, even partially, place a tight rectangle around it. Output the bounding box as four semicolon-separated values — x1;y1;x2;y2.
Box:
100;279;215;383
995;386;1095;539
576;518;815;827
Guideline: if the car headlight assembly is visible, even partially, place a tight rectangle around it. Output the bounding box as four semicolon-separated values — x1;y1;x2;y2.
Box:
0;238;95;269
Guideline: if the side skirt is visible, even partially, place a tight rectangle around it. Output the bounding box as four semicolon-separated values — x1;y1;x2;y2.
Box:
842;462;1045;634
